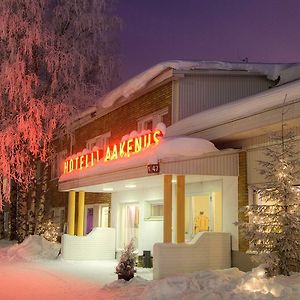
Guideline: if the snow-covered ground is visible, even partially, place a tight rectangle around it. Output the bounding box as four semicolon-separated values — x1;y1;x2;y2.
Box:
1;236;300;299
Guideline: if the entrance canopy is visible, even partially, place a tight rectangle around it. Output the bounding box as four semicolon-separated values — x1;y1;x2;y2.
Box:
59;149;239;192
59;131;239;192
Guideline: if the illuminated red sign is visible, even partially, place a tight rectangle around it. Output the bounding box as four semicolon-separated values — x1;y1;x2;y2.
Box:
63;129;164;174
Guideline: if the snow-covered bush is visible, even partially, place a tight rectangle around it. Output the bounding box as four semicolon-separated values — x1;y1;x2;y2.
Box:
116;239;136;281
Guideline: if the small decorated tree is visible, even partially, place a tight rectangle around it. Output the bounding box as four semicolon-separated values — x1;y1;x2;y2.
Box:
38;220;59;243
116;239;136;281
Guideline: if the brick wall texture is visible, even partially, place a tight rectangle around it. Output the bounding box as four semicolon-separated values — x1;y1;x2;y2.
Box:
238;151;249;252
74;82;172;152
48;82;173;227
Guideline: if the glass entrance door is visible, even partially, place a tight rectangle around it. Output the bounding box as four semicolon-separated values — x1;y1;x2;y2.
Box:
185;191;222;241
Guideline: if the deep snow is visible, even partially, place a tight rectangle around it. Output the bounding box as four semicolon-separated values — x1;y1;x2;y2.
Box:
1;236;300;299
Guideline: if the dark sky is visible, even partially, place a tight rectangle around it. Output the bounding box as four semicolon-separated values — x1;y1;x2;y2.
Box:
117;0;300;81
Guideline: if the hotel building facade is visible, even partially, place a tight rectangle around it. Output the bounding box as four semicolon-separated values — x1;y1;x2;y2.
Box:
49;61;300;270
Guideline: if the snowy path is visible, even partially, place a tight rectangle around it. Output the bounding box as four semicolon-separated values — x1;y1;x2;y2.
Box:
0;238;151;300
0;261;109;300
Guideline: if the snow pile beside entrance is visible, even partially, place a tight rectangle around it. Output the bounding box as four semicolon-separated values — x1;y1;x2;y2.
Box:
3;235;60;261
103;267;300;299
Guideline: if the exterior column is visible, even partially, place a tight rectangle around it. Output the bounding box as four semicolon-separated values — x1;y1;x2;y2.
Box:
176;175;185;243
77;191;85;236
163;175;172;243
67;191;76;235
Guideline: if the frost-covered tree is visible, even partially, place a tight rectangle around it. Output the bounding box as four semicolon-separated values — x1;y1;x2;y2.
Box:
0;0;120;240
239;128;300;276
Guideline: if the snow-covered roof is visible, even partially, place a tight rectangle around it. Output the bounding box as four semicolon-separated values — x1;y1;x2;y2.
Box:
278;64;300;86
166;78;300;138
97;60;293;109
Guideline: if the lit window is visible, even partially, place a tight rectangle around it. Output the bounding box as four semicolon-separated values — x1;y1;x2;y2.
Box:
86;132;111;151
144;201;164;220
137;108;168;131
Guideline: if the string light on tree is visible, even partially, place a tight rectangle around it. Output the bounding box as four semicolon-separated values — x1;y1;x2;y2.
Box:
40;220;59;243
238;126;300;277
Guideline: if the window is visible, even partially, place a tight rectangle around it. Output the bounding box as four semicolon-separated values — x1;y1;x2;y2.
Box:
50;207;65;234
50;150;67;179
144;201;164;220
119;203;139;249
249;187;275;206
137;108;168;131
100;205;109;228
86;132;111;151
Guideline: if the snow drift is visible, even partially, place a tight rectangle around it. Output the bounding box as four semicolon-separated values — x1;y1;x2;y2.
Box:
103;266;300;300
0;235;61;261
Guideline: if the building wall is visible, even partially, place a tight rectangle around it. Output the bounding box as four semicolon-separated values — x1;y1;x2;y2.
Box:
73;82;172;153
49;82;172;213
238;152;249;252
247;136;300;186
174;73;273;121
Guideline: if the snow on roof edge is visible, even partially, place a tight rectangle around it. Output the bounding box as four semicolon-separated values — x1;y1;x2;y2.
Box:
97;60;293;110
166;78;300;138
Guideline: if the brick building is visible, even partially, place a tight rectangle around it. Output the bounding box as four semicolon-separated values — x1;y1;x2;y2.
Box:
50;61;300;271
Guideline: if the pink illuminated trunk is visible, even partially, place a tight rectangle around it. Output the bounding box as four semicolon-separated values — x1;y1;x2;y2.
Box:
35;161;48;234
17;186;28;243
0;209;4;239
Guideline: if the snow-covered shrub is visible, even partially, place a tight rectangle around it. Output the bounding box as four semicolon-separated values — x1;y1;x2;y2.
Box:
116;239;136;280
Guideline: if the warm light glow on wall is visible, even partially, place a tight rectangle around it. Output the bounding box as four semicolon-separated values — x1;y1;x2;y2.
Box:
63;129;164;174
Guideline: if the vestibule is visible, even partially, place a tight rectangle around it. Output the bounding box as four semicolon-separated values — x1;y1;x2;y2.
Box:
61;150;240;254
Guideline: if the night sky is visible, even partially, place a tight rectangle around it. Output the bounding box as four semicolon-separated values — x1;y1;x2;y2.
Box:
118;0;300;81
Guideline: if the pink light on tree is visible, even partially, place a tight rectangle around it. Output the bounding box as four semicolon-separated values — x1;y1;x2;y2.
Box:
0;0;120;241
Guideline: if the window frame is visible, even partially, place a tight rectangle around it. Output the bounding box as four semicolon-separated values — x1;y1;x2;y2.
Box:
137;108;168;132
144;200;164;221
86;131;111;151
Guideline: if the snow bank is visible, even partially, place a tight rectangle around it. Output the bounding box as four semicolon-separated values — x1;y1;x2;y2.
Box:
103;267;300;299
97;60;292;109
1;235;61;261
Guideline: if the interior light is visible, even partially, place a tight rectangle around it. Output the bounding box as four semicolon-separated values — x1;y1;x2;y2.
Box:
172;179;177;183
102;187;114;192
125;184;136;188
